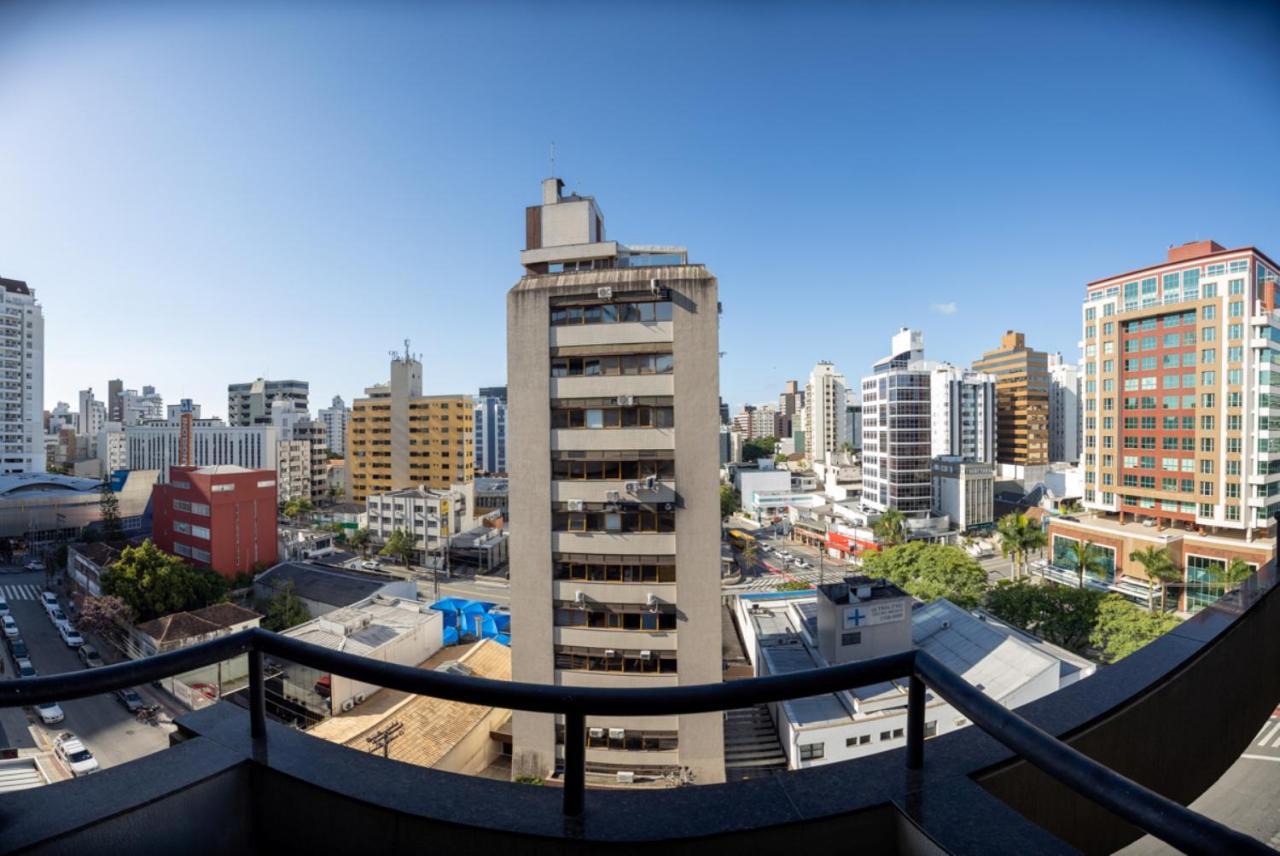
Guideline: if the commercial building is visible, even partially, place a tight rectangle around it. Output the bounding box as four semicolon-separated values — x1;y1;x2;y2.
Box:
227;378;309;427
973;331;1050;467
508;177;724;782
318;395;349;457
0;470;156;545
474;386;508;475
151;464;279;578
845;398;862;452
861;329;932;516
929;363;996;463
125;418;279;479
735;461;794;523
346;347;473;503
931;457;995;531
364;482;474;564
1048;354;1081;464
805;361;848;466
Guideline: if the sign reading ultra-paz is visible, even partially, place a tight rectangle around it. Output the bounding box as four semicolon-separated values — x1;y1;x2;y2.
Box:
843;599;907;630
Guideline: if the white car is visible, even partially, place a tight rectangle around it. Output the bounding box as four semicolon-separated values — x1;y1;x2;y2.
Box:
40;591;58;611
2;614;17;639
53;733;99;777
25;560;44;573
58;623;84;648
48;607;67;626
360;560;381;571
35;702;64;725
0;596;9;617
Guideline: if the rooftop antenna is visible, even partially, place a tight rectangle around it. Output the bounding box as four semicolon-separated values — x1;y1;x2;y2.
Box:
550;141;556;177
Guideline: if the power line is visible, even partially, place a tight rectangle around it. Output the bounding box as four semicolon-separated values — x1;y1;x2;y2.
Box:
365;720;404;758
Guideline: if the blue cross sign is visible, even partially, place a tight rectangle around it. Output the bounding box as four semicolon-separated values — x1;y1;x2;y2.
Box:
848;608;865;627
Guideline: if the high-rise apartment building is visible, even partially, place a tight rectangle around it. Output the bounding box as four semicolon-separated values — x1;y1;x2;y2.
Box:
120;386;164;426
346;348;473;503
845;395;863;452
508;177;724;783
108;378;123;423
0;278;43;475
973;331;1050;467
778;380;804;438
1048;353;1081;464
227;378;309;427
929;363;996;462
805;361;848;466
474;386;508;475
124;418;279;478
861;329;931;516
1050;240;1278;612
732;404;779;440
318;395;350;457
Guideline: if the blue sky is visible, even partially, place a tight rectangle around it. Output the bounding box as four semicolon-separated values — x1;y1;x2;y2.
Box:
2;2;1278;419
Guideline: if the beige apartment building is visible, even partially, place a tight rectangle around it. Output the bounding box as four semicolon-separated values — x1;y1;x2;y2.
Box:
973;330;1051;467
507;177;725;783
346;349;473;503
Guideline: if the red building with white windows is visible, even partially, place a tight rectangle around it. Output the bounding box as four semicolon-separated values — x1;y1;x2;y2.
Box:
152;465;279;578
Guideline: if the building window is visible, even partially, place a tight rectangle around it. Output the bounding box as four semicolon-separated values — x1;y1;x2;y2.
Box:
191;525;211;540
846;734;872;747
798;743;825;761
924;720;938;738
841;631;862;646
212;483;235;493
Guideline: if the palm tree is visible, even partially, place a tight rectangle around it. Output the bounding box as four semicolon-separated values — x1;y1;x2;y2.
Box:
996;512;1045;581
347;528;372;559
1128;546;1176;613
1210;557;1254;599
741;542;759;571
1062;539;1109;590
874;509;907;548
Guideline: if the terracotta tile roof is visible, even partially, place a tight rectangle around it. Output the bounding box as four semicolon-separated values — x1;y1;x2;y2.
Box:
188;602;261;628
135;603;261;643
307;639;511;768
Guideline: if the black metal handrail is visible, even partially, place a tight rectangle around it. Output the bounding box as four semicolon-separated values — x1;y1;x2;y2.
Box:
0;626;1268;853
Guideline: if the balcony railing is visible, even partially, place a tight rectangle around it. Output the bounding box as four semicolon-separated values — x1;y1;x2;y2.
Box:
0;621;1269;853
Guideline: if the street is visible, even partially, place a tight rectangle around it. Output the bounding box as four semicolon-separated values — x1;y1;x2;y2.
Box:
0;568;174;779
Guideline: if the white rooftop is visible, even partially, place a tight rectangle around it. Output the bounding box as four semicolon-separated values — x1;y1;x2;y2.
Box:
283;595;437;657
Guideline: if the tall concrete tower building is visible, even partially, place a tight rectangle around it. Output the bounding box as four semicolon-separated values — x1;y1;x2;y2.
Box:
507;178;725;783
805;362;848;466
0;278;44;474
861;329;932;515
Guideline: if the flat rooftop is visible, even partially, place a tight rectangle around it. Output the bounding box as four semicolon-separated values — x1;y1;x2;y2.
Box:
1049;513;1275;552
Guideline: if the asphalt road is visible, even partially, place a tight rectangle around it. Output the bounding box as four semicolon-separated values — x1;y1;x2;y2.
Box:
0;569;173;773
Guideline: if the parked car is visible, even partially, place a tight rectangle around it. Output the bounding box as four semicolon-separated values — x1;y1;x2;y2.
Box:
8;636;29;659
78;644;104;668
35;702;64;725
15;657;36;679
25;560;44;573
58;623;84;648
2;614;17;639
53;733;99;777
48;607;67;626
360;560;381;571
115;688;146;713
40;590;58;611
0;595;9;617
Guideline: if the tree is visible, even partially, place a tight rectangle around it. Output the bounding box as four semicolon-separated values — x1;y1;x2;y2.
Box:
281;497;314;524
348;528;372;558
1128;546;1177;614
985;580;1103;651
862;542;989;609
775;580;811;592
873;509;908;548
741;436;778;464
100;539;229;622
1059;500;1084;515
1061;538;1109;590
1210;558;1254;597
259;581;310;632
379;528;415;568
1088;594;1181;663
719;485;739;519
78;594;133;638
98;480;124;543
996;512;1045;581
740;542;759;570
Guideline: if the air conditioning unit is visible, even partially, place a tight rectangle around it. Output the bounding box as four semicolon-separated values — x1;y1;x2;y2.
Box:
604;649;618;658
616;771;635;784
649;278;662;295
639;650;652;660
625;481;639;494
566;499;586;512
589;727;605;739
605;489;621;502
644;475;657;490
661;502;674;512
575;590;586;605
609;728;626;740
616;394;635;406
597;286;613;300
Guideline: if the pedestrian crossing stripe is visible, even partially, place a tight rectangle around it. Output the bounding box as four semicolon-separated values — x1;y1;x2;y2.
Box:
0;584;42;601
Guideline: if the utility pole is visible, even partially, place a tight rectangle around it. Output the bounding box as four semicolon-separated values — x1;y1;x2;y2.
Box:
365;720;404;758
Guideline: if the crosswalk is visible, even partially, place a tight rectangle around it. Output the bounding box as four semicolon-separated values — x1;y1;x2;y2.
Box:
0;583;42;602
727;569;829;593
1243;717;1280;762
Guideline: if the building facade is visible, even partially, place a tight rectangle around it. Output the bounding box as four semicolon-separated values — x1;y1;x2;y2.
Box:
346;350;473;503
929;363;996;463
152;464;279;578
125;419;279;479
931;457;995;531
365;483;472;562
1048;353;1081;464
474;386;508;475
227;378;309;427
732;405;779;440
508;177;724;783
0;279;43;475
973;331;1050;467
108;379;123;423
778;380;804;439
318;395;350;457
77;388;105;439
805;362;848;466
861;329;932;516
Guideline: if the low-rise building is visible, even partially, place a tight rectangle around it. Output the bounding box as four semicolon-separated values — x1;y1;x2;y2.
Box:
151;465;279;578
931;457;995;532
66;542;123;598
473;477;508;518
132;603;262;657
252;561;416;619
0;470;157;547
365;483;473;563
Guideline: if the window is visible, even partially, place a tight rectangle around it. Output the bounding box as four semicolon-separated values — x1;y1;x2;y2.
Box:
841;631;862;646
924;720;938;738
799;743;825;761
1229;301;1244;318
1203;305;1216;321
1229;278;1245;295
846;735;872;747
191;525;211;540
211;483;235;493
1201;327;1216;342
257;479;276;488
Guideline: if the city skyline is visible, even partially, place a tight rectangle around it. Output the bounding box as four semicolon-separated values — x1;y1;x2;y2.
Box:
3;3;1279;417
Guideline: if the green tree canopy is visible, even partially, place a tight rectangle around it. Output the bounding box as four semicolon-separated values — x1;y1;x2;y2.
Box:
281;497;314;522
258;581;310;632
348;528;372;558
379;528;416;567
100;539;229;622
873;509;908;548
995;512;1046;581
741;436;777;463
1128;546;1178;613
98;480;124;543
861;542;989;609
1088;593;1182;663
985;580;1113;652
719;485;739;519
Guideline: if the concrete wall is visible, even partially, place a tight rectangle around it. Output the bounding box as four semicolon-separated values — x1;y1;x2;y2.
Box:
331;612;443;712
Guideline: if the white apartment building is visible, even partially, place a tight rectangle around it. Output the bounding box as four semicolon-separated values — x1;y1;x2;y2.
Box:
1048;353;1081;464
271;401;328;501
318;395;350;457
508;177;724;783
732;405;779;440
227;378;309;427
96;423;127;478
931;456;995;531
365;482;473;561
120;386;164;426
0;278;43;474
77;388;105;438
929;363;996;462
124;419;279;480
861;329;932;516
805;362;848;466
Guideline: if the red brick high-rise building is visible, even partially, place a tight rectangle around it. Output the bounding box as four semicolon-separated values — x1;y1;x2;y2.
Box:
152;465;278;578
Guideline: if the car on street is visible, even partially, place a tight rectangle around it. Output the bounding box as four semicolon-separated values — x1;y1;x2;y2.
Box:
78;644;104;668
115;688;146;713
361;560;381;571
25;560;44;573
8;636;29;659
0;596;8;617
34;702;64;725
53;733;99;777
40;590;58;611
48;607;67;626
2;614;17;638
15;657;36;679
58;623;85;648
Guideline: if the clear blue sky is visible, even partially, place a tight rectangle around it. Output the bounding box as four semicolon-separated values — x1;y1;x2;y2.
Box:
2;2;1278;419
